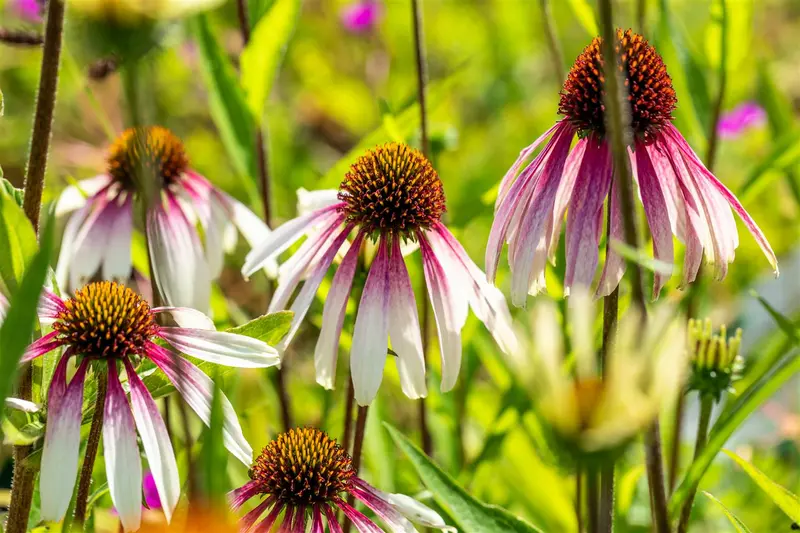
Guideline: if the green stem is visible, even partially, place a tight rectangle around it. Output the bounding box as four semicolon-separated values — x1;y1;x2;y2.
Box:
538;0;565;82
342;405;370;533
676;395;714;533
587;468;600;533
705;0;728;173
74;370;108;527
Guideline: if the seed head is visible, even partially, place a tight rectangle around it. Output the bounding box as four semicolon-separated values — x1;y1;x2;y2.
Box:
107;126;189;191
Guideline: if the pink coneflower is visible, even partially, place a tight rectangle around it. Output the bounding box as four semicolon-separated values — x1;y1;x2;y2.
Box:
488;29;778;305
340;0;382;33
55;126;273;311
230;427;456;532
243;142;517;406
717;101;767;139
20;281;279;531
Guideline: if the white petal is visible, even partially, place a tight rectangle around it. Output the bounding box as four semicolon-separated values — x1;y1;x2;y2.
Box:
297;188;341;215
386;493;457;532
159;328;280;368
40;357;89;523
54;175;111;216
68;197;115;291
350;238;391;406
4;397;40;413
101;198;134;283
204;192;231;279
147;343;252;465
55;202;92;291
124;359;180;523
221;192;279;278
103;369;142;532
151;306;215;330
386;239;427;400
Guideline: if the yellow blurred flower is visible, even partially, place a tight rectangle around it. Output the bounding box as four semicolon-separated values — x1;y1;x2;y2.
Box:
136;508;237;533
69;0;223;22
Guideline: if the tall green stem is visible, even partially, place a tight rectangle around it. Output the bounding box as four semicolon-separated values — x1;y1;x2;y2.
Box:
8;1;67;532
74;371;108;527
676;395;714;533
705;0;728;172
538;0;565;83
342;405;370;533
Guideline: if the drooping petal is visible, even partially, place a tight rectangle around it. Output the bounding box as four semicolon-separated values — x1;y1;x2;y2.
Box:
275;223;353;352
123;358;180;523
240;496;275;531
547;138;590;261
40;355;89;523
352;480;457;532
324;506;345;533
563;139;613;295
159;328;280;368
104;367;143;532
429;223;518;354
278;506;295;533
635;143;675;299
220;191;279;278
387;238;427;400
297;188;342;215
4;397;40;413
54;175;112;217
21;330;61;363
384;493;457;532
38;289;65;323
350;237;391;406
151;306;215;330
311;507;325;533
242;204;345;277
228;481;261;511
595;181;627;297
147;194;211;311
146;342;252;464
55;201;93;290
202;191;232;280
67;195;115;291
314;232;365;389
420;235;468;392
254;501;283;532
101;197;134;283
350;481;416;533
337;501;384;533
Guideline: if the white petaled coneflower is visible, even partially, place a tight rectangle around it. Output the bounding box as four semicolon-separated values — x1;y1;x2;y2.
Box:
687;318;743;402
10;281;279;531
523;292;687;460
230;427;456;532
243;142;517;406
55;126;274;311
488;29;778;306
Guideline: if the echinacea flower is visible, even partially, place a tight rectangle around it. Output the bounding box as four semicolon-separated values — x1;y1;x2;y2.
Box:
243;143;517;406
340;0;382;33
488;29;778;305
17;281;279;531
522;292;687;459
717;102;767;139
230;427;456;532
55;126;273;311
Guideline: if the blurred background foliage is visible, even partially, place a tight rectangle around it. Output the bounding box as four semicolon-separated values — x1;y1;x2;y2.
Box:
0;0;798;531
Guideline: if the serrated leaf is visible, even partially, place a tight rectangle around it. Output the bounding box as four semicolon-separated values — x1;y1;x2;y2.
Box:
0;186;38;294
722;450;800;522
225;310;293;346
240;0;300;124
702;492;752;533
386;424;544;533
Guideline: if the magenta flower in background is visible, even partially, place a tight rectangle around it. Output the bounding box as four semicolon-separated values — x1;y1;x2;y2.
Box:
243;142;517;406
230;427;456;532
11;0;42;22
143;471;162;510
54;126;275;312
340;0;382;33
488;30;778;305
717;101;767;139
14;281;279;531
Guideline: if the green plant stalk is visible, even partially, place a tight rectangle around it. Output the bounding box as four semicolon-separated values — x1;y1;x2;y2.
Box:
7;2;67;532
676;395;714;533
73;370;108;527
705;0;728;172
587;468;600;533
342;405;370;533
538;0;565;83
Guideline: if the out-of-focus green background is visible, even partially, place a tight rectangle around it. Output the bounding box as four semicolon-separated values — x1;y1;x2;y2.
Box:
0;0;798;531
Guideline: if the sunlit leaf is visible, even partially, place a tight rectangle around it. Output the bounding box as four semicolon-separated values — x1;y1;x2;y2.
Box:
702;492;752;533
200;373;228;504
386;424;544;533
0;185;37;294
722;450;800;522
226;310;293;346
240;0;300;124
565;0;598;37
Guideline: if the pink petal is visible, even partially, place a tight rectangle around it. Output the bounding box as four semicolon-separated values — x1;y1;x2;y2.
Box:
37;290;65;322
40;356;89;523
596;181;627;297
337;501;383;533
314;232;365;389
240;496;274;531
21;330;61;363
387;238;427;399
311;507;325;533
420;235;468;392
324;506;344;533
67;195;115;291
123;358;179;523
103;367;143;532
146;342;252;464
242;203;345;277
254;501;283;532
55;200;94;290
350;480;416;532
564;139;613;295
101;197;134;282
635;143;675;299
228;481;261;511
350;237;391;406
278;506;295;533
546;138;591;261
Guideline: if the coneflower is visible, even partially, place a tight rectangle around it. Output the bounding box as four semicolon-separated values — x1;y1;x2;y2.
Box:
243;142;517;406
487;29;778;306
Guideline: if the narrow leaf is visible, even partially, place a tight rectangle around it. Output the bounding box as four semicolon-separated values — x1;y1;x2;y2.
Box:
702;492;753;533
722;450;800;522
200;373;228;504
753;291;799;343
0;186;38;293
225;310;293;346
386;424;544;533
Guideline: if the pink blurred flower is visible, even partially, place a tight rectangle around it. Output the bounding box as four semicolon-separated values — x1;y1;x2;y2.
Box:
488;30;778;305
717;101;767;139
340;0;382;33
11;0;42;22
15;281;279;532
143;471;162;510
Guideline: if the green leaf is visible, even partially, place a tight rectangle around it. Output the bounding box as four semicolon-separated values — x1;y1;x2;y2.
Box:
240;0;300;124
2;403;44;446
753;291;799;343
722;450;800;522
565;0;598;37
199;373;228;504
0;216;53;410
669;351;800;514
702;492;752;533
0;186;38;294
225;310;293;346
385;424;544;533
0;177;24;207
739;130;800;203
609;239;674;275
192;14;257;185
